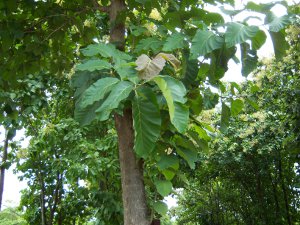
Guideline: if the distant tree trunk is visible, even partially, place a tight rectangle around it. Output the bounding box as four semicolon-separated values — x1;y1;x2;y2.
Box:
109;1;150;224
0;129;9;211
278;153;292;225
39;171;47;225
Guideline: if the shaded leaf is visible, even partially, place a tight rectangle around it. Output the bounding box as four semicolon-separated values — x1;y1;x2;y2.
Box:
220;103;231;132
133;88;161;159
76;59;112;72
177;148;198;169
265;13;291;32
95;81;134;121
153;76;189;133
225;22;259;48
240;42;258;77
154;180;173;197
163;33;186;51
79;77;119;108
251;30;267;50
157;155;179;170
153;201;168;215
269;30;288;59
191;29;224;58
135;37;163;54
231;99;244;116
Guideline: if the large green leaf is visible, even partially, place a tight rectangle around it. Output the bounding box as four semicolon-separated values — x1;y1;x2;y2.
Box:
153;201;168;215
240;42;258;77
74;100;102;126
231;99;244;116
220;102;231;132
251;30;267;50
181;50;199;87
135;37;163;54
153;76;189;133
76;59;112;72
269;30;289;59
81;43;131;62
191;29;224;58
265;13;291;32
163;33;186;52
154;180;173;197
177;148;198;169
114;64;139;83
225;22;259;48
133;88;161;159
157;155;179;170
79;77;119;108
95;81;134;121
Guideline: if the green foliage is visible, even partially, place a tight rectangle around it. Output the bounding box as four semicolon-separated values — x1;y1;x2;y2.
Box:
0;207;26;225
153;76;188;133
133;88;161;158
95;81;134;121
175;23;300;225
153;201;168;215
191;29;224;58
225;22;259;48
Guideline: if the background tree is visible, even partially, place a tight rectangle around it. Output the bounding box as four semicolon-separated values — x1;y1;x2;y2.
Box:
175;18;300;225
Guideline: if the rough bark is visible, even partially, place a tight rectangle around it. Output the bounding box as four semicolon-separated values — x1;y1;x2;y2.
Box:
115;109;150;225
109;0;150;224
0;129;9;211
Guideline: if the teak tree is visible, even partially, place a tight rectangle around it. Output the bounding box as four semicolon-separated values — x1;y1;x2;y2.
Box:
0;0;294;224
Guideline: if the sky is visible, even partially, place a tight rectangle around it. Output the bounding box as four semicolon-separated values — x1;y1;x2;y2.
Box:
1;0;299;210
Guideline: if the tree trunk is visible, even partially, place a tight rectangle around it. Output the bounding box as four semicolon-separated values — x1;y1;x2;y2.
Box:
0;129;9;211
109;0;150;224
115;109;150;225
278;153;292;225
39;171;47;225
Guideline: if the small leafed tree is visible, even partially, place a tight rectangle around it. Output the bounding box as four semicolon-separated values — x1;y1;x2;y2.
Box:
0;0;295;224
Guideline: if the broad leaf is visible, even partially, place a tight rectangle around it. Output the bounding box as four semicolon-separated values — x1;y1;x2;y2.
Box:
225;22;259;48
95;81;134;121
177;148;198;169
153;201;168;215
154;180;173;197
265;13;291;32
163;33;186;51
269;30;288;59
191;29;224;58
74;101;102;126
162;169;176;180
251;30;267;50
135;37;163;54
231;99;244;116
157;155;179;170
240;42;258;77
133;88;161;158
220;102;231;132
181;56;199;87
81;43;131;62
153;76;189;133
76;59;112;72
114;64;139;83
80;77;119;108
